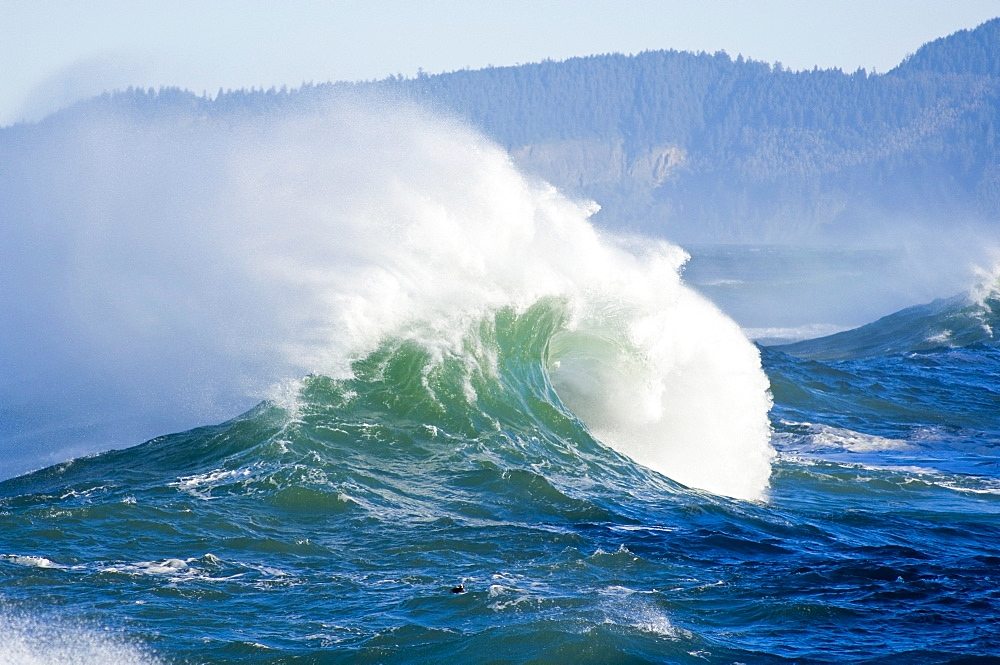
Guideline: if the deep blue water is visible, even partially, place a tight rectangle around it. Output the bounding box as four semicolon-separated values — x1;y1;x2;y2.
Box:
2;286;999;664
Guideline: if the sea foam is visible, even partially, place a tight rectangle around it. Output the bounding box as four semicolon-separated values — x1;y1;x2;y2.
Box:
0;610;161;665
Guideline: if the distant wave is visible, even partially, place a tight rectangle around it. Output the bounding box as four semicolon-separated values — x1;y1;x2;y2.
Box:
769;272;1000;361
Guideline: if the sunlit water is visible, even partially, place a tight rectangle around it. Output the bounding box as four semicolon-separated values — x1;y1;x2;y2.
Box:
1;99;998;663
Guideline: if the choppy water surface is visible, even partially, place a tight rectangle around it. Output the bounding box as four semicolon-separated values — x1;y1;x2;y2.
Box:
3;289;1000;664
1;101;998;663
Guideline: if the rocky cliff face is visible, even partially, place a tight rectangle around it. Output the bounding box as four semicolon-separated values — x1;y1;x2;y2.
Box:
511;140;684;191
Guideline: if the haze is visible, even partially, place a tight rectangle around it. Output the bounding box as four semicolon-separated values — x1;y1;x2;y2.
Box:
3;0;999;126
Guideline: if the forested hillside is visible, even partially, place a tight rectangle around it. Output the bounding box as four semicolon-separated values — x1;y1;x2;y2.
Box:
5;18;999;243
383;16;1000;242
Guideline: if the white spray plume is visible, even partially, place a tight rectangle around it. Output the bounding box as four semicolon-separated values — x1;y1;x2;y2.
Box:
0;610;162;665
0;94;773;499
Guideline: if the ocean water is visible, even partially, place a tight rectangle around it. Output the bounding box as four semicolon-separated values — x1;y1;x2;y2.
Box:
2;101;999;663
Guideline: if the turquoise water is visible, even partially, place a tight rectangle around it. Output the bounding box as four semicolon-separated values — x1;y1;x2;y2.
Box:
2;293;999;663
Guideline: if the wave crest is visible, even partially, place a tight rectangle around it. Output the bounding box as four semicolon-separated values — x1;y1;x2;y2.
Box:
1;96;772;499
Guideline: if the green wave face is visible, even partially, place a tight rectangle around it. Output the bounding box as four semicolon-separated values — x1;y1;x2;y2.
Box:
2;301;669;523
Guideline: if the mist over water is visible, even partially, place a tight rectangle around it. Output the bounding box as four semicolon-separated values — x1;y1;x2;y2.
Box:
683;240;999;346
0;96;772;500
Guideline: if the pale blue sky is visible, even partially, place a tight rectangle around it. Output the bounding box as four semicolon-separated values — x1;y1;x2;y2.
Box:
2;0;998;126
